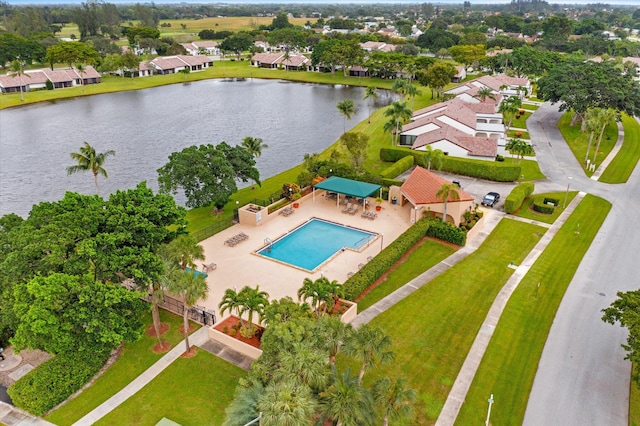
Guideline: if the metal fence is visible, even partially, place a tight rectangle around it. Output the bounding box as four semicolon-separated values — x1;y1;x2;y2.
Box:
192;218;235;242
142;293;217;326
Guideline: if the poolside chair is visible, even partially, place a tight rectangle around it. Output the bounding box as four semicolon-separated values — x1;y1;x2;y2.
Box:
349;205;358;215
203;263;216;273
347;272;354;278
368;212;377;220
367;256;373;262
342;203;352;214
358;263;365;270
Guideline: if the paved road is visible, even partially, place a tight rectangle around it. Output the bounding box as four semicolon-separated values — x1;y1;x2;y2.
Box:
523;103;638;425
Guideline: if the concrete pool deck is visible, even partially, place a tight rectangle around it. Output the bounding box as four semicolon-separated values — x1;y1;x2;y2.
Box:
197;194;416;317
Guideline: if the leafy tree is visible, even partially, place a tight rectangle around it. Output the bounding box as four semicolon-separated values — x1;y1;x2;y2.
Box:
319;367;376;426
267;28;308;51
220;32;254;60
8;59;29;102
263;297;312;326
157;143;260;209
271;12;293;30
125;26;160;46
418;61;457;99
340;132;369;169
372;376;418;426
541;16;573;39
505;138;533;163
602;288;640;388
66;141;115;195
11;273;148;355
135;3;159;28
336;99;357;136
509;45;556;77
449;44;486;70
343;323;395;385
311;38;364;77
0;33;44;69
258;380;317;426
436;183;461;223
363;86;379;124
416;28;460;51
45;41;99;69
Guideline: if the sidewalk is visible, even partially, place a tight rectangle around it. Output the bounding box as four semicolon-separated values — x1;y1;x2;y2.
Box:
0;402;55;426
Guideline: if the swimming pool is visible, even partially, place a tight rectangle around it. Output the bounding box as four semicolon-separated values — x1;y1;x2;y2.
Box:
256;218;377;271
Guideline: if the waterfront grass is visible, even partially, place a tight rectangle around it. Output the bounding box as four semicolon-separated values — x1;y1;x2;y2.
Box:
558;111;618;177
93;351;245;426
45;310;199;426
456;195;611;425
356;238;456;312
513;191;578;224
339;219;546;424
599;114;640;184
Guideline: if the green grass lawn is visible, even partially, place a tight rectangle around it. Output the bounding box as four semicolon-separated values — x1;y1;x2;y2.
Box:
456;194;611;425
521;103;540;111
340;219;546;424
558;111;618;177
94;351;245;426
502;157;545;181
599;114;640;184
45;310;200;426
510;110;531;130
356;238;457;312
507;130;530;139
631;369;640;426
513;191;578;224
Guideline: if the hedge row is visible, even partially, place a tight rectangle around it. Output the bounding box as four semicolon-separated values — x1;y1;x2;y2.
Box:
380;147;427;167
441;156;521;182
382;178;404;187
504;182;535;214
533;201;555;214
343;219;432;300
426;219;467;246
8;350;109;416
380;155;414;179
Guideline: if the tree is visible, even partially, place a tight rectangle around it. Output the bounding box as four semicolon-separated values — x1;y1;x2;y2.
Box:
157;143;260;209
383;101;412;145
223;383;264;426
343;323;395;385
318;315;352;366
505;138;533;163
165;266;208;354
602;289;640;388
419;62;457;99
165;234;204;270
424;145;444;170
241;136;269;159
220;32;254;60
9;59;29;102
592;108;618;164
436;183;460;223
363;86;379;124
297;277;344;317
583;108;601;165
11;273;148;355
391;79;409;100
475;87;496;103
258;380;317;426
372;376;418;426
340;132;369;169
541;16;573;39
76;63;86;93
219;288;243;319
237;285;270;338
66;141;116;195
499;96;522;132
125;26;160;46
45;41;99;69
336;99;357;136
319;367;376;426
271;12;293;30
311;38;364;77
449;44;486;71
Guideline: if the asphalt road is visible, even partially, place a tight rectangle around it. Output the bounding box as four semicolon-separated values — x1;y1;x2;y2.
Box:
523;103;639;425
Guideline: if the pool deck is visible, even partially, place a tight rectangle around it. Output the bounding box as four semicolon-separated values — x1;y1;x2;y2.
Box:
197;194;415;317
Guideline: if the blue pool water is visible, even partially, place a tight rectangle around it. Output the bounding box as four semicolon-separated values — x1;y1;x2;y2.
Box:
257;218;377;271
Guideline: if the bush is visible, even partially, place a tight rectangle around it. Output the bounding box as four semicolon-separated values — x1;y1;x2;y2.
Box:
379;147;426;167
543;197;559;206
45;79;53;90
504;182;535;214
441;156;521;182
380;155;414;179
426;218;467;246
495;155;505;162
533;201;555;214
8;351;109;416
382;178;404;187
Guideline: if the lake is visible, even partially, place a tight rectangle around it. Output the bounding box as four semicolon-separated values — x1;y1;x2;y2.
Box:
0;78;393;217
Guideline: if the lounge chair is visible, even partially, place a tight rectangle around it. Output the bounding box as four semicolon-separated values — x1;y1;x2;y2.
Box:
342;202;352;213
348;205;358;215
202;263;217;273
358;263;365;270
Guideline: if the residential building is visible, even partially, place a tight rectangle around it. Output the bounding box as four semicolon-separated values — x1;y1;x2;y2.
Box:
149;55;213;75
0;66;101;93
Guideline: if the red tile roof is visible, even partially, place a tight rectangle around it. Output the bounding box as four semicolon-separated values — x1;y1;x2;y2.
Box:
401;167;474;205
410;123;498;157
251;53;284;64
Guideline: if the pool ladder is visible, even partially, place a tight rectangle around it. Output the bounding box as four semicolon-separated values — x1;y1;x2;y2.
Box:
264;237;273;252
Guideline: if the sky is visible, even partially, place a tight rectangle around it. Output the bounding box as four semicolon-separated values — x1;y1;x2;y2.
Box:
5;0;640;5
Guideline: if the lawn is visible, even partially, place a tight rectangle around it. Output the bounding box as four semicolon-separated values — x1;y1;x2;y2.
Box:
340;219;546;424
631;369;640;426
521;103;540;111
502;157;545;181
513;191;578;224
94;351;246;426
599;114;640;184
509;110;531;130
456;194;611;425
507;130;530;139
558;111;618;177
45;310;200;426
356;238;457;312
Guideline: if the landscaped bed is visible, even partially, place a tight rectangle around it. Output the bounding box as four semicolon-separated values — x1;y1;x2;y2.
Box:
513;191;579;224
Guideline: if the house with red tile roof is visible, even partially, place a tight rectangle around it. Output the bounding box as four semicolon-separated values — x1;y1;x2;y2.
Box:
250;53;310;71
446;74;531;99
0;66;101;93
180;41;219;56
396;166;474;225
149;55;213;74
360;41;396;52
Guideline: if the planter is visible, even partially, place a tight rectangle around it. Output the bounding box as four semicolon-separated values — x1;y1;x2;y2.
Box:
293;202;300;208
209;315;263;360
375;205;382;211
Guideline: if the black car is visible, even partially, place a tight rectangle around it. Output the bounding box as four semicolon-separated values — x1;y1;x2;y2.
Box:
481;192;500;207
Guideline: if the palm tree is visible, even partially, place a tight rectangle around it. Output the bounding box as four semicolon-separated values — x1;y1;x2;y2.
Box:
424;145;444;170
391;79;409;99
223;382;264;426
76;63;86;93
258;380;317;426
404;82;422;110
475;87;496;102
318;315;352;366
505;138;534;163
274;342;331;391
372;376;418;426
592;108;618;164
66;141;116;195
165;267;209;354
297;277;343;317
583;108;601;165
436;183;460;223
499;96;522;132
165;234;204;270
336;99;357;136
384;101;412;145
363;86;379;124
219;287;243;319
238;285;270;338
319;367;376;426
9;59;29;102
241;136;269;159
342;323;395;385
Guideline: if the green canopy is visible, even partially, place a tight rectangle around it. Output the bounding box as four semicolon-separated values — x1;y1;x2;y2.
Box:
313;176;381;199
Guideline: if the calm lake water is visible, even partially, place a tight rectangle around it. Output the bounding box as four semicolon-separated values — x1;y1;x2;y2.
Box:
0;78;394;217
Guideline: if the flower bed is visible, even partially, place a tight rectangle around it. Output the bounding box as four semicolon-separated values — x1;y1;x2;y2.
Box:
209;316;263;360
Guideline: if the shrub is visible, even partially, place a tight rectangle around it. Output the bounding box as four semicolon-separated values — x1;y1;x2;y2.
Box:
504;182;535;214
515;131;523;137
45;79;53;90
382;178;404;187
533;201;555;214
426;218;467;246
495;155;505;162
441;156;521;181
8;351;109;416
379;148;426;167
380;155;414;179
543;197;559;206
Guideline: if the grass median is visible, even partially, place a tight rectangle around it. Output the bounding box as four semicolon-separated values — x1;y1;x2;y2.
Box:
340;218;546;424
455;194;611;425
599;114;640;184
514;191;578;225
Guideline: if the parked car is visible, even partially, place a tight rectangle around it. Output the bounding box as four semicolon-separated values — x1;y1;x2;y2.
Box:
481;192;500;207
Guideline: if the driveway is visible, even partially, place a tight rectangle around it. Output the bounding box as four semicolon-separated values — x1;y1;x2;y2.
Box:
523;103;637;425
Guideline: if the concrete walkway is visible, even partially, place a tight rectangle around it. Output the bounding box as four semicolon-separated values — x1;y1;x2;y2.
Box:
591;121;625;181
0;402;55;426
435;192;585;426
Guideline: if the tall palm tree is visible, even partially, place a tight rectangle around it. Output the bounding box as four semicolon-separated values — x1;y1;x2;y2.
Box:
372;376;418;426
363;86;379;124
165;234;204;270
498;96;522;132
274;342;331;391
166;267;209;353
297;277;343;317
76;63;86;93
219;287;243;319
384;101;412;145
319;367;376;426
592;108;618;164
258;380;317;426
505;138;534;163
342;323;395;385
391;79;409;99
318;315;352;366
404;82;422;110
66;141;116;195
238;285;270;338
223;382;264;426
241;136;269;159
424;145;445;170
475;87;496;102
336;99;357;136
436;183;460;223
9;59;29;102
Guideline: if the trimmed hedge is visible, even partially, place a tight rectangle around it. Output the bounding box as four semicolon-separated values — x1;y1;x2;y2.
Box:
533;201;555;214
380;147;426;167
8;350;109;416
426;219;467;246
380;155;414;179
543;197;559;206
504;182;535;214
343;219;432;300
382;178;404;187
441;156;521;182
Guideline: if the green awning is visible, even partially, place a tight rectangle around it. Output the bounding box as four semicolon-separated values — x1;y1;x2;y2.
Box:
313;176;381;199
